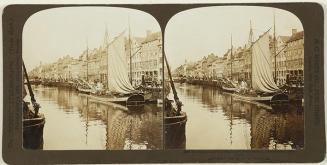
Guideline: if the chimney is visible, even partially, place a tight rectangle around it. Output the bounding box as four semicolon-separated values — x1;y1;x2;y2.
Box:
292;29;297;35
146;30;151;36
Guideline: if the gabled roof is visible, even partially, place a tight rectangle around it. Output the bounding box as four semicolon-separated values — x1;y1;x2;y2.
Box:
287;31;304;43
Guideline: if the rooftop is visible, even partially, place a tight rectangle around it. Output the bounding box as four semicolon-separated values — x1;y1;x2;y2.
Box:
279;36;291;42
142;32;161;44
287;31;304;43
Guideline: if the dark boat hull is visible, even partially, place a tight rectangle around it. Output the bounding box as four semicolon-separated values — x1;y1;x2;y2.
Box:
23;115;45;149
271;92;289;104
164;112;187;149
284;86;303;102
232;92;289;105
126;94;145;106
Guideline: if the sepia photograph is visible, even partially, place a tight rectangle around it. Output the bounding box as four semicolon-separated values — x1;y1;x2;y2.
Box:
2;1;326;163
164;6;304;150
1;2;325;164
22;7;163;150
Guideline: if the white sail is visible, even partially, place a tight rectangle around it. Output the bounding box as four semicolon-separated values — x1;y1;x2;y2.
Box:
251;31;279;93
107;31;135;94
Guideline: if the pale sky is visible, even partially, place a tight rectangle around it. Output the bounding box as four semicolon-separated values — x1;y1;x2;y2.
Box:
165;6;304;69
23;7;161;71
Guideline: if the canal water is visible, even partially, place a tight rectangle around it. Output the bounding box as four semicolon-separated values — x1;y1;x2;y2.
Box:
168;83;304;150
32;85;163;150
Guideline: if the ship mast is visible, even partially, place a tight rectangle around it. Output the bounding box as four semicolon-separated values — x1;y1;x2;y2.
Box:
230;34;233;80
273;11;277;84
104;26;109;88
164;53;183;114
249;21;253;88
128;16;133;84
86;38;89;82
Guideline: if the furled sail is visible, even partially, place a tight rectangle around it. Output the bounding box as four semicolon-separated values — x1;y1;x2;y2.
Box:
107;31;135;94
251;31;279;93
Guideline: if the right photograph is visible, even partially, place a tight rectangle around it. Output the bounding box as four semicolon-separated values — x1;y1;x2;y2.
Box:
164;6;304;150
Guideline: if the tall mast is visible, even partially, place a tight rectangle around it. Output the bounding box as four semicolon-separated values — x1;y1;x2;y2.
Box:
164;52;182;114
128;16;133;84
273;11;277;84
104;26;109;88
86;38;89;82
230;34;233;80
249;20;253;88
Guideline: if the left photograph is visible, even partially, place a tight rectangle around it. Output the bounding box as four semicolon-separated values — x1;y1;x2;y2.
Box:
22;7;163;150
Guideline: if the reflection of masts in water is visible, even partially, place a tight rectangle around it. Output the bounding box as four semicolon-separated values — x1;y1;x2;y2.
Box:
229;96;233;145
250;105;253;149
85;97;89;144
105;109;109;149
273;117;278;150
129;118;133;150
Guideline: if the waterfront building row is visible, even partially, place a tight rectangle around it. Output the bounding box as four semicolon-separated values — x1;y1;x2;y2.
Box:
174;29;304;87
29;30;162;87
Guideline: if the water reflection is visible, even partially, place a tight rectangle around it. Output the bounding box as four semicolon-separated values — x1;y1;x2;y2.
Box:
33;85;163;150
167;83;304;150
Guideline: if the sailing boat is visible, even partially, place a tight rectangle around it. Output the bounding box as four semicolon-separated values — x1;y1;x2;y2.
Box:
23;61;45;149
82;31;145;107
222;35;238;93
232;26;288;104
77;40;94;94
164;52;187;149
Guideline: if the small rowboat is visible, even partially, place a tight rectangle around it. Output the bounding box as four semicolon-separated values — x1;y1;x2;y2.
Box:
222;85;238;93
77;87;93;94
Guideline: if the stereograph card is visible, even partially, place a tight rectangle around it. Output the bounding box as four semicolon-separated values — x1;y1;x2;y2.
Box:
1;2;325;164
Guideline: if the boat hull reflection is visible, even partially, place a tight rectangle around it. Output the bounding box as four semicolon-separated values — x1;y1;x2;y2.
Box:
33;85;163;150
167;83;304;150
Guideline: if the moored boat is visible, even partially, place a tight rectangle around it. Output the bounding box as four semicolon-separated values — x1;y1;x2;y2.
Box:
23;110;45;149
164;110;187;149
231;26;289;104
222;85;237;93
77;86;93;94
75;32;148;108
79;92;145;107
23;61;45;149
164;51;187;149
29;78;42;85
232;92;288;104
